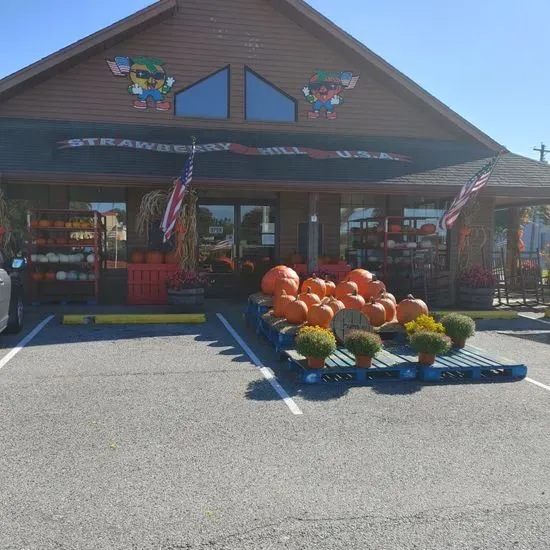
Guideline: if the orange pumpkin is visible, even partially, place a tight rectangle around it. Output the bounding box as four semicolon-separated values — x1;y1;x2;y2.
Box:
32;272;43;281
396;294;429;324
285;299;309;325
362;298;387;327
298;287;321;309
146;251;164;264
242;261;255;273
381;291;397;304
324;279;336;297
30;220;39;228
301;276;326;298
274;291;296;318
164;252;178;264
44;272;56;281
325;297;345;315
261;266;300;295
64;222;73;228
53;220;65;228
389;224;402;233
335;279;359;300
318;255;330;266
347;269;374;296
420;223;437;234
341;290;365;311
38;220;51;228
287;252;304;265
275;277;300;297
364;279;387;300
35;238;46;246
46;238;55;245
131;251;145;264
307;303;335;329
377;293;397;322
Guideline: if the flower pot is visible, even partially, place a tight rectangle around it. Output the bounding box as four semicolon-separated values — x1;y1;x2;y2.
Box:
167;287;204;308
306;357;325;369
458;286;495;310
452;337;466;349
418;352;436;365
355;355;372;368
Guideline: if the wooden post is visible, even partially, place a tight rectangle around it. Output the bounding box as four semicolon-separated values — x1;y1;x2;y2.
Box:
307;192;319;273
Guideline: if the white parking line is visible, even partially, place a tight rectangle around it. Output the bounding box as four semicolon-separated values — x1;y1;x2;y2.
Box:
0;315;55;372
526;377;550;393
216;313;303;416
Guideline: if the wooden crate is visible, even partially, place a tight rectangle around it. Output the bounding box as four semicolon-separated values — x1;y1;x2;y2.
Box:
127;264;178;305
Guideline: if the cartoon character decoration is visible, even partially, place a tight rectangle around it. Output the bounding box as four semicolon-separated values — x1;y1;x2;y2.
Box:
106;56;175;111
302;70;359;119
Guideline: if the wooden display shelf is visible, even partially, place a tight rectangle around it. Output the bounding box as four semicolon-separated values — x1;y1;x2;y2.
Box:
31;244;99;249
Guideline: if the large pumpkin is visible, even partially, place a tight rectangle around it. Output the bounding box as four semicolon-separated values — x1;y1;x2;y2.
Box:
335;279;359;300
382;291;397;304
274;277;300;297
285;299;309;325
324;297;345;315
261;266;300;295
377;292;397;322
131;251;145;264
301;276;326;298
362;298;386;327
364;279;387;300
396;294;429;324
324;279;336;297
347;269;374;296
341;290;365;311
307;303;334;329
274;291;296;318
298;287;321;309
146;251;164;264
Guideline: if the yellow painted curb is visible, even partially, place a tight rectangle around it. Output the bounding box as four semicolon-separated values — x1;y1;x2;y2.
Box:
63;314;206;325
432;310;518;320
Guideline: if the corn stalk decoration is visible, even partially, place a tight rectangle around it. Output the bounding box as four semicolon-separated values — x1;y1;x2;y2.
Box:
136;178;199;273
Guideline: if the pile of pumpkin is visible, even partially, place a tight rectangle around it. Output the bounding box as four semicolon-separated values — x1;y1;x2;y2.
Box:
131;250;178;265
261;265;428;329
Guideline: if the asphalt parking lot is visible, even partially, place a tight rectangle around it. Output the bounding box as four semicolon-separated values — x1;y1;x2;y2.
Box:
0;310;548;549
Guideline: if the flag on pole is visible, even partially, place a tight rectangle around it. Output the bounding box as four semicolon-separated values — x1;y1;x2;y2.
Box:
161;146;195;242
439;157;498;230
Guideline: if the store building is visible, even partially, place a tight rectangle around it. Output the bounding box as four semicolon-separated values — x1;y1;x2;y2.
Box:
1;0;550;305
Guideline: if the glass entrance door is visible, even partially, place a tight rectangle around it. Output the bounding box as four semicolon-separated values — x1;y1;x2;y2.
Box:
239;205;276;264
198;205;235;274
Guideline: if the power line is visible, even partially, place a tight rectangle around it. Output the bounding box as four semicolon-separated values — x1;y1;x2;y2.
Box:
533;142;547;162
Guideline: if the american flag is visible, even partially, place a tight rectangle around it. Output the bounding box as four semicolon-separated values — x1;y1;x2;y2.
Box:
106;56;131;77
161;147;195;242
439;157;498;230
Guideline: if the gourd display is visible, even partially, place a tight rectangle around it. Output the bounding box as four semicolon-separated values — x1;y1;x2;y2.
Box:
285;300;309;324
341;290;365;311
335;279;359;300
346;269;373;296
261;266;300;295
396;294;429;324
362;298;386;327
274;277;300;297
300;276;326;299
307;303;334;329
298;287;321;309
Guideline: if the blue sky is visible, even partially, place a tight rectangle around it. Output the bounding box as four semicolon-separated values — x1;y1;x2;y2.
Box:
2;0;548;159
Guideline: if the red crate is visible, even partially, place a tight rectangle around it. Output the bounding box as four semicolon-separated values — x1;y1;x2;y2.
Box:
127;264;178;305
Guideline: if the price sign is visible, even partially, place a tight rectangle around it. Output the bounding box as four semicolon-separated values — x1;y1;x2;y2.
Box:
331;309;373;344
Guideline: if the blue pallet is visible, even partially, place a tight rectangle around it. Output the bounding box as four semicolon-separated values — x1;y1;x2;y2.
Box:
387;344;527;383
285;348;417;385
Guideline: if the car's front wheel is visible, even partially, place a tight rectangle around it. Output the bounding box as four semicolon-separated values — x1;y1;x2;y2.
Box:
5;291;24;334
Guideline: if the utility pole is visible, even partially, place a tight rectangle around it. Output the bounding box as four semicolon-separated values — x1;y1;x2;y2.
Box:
534;142;547;162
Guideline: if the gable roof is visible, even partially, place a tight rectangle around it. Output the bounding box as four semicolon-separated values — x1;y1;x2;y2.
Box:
0;0;502;151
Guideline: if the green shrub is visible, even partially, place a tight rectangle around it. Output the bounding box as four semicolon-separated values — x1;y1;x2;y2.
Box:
409;331;451;355
295;327;337;358
440;313;475;340
344;330;383;358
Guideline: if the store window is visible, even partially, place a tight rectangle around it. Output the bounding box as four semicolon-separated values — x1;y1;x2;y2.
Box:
69;187;127;269
174;66;230;119
5;184;50;256
245;67;296;122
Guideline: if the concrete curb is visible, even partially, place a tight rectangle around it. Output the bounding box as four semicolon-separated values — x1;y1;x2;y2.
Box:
62;314;207;325
432;310;518;320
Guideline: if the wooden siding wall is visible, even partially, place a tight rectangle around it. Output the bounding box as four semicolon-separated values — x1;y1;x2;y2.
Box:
318;193;340;258
279;192;308;260
0;0;458;141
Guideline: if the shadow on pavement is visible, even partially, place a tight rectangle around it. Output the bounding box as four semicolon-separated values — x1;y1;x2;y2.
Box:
245;377;350;402
370;382;423;395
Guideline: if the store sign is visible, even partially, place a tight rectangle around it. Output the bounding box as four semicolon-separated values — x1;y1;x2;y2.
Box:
58;138;411;162
209;226;224;234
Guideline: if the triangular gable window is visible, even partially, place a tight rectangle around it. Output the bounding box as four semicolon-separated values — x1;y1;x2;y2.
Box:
175;66;229;119
245;67;296;123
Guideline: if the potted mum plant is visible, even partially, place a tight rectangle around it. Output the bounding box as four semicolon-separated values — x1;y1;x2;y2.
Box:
344;330;383;368
295;326;337;369
166;270;208;307
440;313;475;349
409;331;451;365
458;266;498;310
